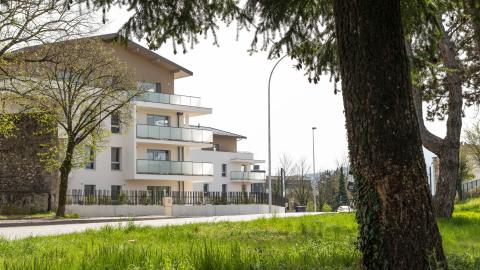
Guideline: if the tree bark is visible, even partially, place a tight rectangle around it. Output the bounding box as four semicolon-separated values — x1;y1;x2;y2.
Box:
432;21;463;218
332;0;447;268
55;139;75;217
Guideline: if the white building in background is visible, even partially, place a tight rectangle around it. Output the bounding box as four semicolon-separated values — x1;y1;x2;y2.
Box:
69;33;216;196
190;127;266;193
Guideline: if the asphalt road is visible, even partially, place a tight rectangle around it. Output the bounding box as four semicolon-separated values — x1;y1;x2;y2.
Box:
0;212;325;240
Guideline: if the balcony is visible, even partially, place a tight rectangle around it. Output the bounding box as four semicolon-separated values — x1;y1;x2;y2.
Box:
230;171;266;181
136;124;213;144
137;160;213;176
137;92;201;107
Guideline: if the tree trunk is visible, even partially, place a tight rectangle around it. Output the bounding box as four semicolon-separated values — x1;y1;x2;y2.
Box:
410;19;463;219
433;20;463;218
55;140;75;217
332;0;447;268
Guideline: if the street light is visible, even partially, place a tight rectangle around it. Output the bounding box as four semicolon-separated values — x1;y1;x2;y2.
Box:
312;127;317;212
267;54;288;213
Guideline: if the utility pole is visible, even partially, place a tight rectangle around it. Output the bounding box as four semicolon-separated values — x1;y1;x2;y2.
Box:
267;54;288;213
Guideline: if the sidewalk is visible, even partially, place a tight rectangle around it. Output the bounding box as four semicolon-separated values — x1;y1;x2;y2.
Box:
0;215;169;227
0;212;326;240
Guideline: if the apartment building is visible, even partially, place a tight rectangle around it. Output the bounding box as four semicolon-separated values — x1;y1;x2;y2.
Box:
190;127;266;193
68;34;215;196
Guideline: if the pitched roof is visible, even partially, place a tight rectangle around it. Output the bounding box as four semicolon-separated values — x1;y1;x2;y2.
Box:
190;125;247;139
98;33;193;79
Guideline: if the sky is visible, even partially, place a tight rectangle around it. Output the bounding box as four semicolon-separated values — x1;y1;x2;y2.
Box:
99;8;479;172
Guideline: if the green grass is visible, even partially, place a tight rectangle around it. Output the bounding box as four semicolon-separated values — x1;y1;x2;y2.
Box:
0;199;478;269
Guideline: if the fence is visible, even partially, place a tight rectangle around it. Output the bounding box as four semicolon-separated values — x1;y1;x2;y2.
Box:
462;179;480;199
67;189;287;207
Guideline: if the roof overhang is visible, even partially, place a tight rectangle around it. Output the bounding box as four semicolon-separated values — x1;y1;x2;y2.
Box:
99;33;193;79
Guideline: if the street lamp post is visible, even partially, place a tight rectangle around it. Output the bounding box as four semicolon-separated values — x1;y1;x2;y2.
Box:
267;54;288;213
312;127;317;212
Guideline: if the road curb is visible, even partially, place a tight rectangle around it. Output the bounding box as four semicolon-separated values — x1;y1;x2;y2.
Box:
0;216;171;228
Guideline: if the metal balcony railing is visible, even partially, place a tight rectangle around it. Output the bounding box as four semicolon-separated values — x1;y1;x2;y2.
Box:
136;92;201;107
230;171;266;181
136;160;213;176
136;124;213;144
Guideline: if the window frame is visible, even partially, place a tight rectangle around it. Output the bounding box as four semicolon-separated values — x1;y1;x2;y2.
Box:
111;147;121;171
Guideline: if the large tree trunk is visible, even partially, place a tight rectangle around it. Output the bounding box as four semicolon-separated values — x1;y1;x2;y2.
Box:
55;140;75;217
332;0;447;268
410;19;463;218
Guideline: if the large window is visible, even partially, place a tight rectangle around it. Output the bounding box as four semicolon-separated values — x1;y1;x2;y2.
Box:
221;164;227;177
84;146;95;170
139;82;162;93
147;114;169;126
147;149;169;161
222;184;227;193
84;185;96;196
111;112;120;134
111;147;121;171
203;184;209;193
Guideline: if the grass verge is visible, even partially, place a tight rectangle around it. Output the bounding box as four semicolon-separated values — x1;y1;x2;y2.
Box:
0;199;478;269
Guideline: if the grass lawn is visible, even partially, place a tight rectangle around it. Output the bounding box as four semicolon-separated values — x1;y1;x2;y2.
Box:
0;199;478;269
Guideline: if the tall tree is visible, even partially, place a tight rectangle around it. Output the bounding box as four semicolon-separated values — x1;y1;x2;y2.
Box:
336;166;347;207
408;1;480;217
0;0;96;137
3;38;139;216
85;0;447;267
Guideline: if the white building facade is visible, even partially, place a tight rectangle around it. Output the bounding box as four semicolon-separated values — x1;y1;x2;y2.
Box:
69;34;215;196
190;128;265;193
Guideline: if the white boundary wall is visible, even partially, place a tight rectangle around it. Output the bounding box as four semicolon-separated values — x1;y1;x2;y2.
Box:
66;205;165;217
172;204;284;217
66;204;285;218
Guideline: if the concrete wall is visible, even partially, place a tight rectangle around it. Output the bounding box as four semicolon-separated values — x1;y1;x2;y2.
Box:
66;204;285;217
172;204;284;217
66;204;165;217
0;114;58;214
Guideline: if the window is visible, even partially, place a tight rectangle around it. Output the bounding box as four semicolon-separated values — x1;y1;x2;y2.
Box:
155;83;162;93
241;184;247;193
111;185;122;201
213;144;220;151
203;183;209;193
222;184;227;193
221;164;227;177
111;112;120;133
147;186;171;197
111;147;121;170
84;146;95;170
147;114;169;126
253;165;260;171
251;183;263;193
147;150;169;161
84;185;96;196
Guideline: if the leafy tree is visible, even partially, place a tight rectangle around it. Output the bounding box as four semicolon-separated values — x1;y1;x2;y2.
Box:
84;0;447;267
407;0;480;218
0;0;96;137
336;166;348;207
3;38;139;216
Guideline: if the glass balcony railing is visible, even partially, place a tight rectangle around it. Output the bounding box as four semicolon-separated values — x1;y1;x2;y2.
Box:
137;160;213;176
136;124;213;143
136;92;202;107
230;171;266;181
